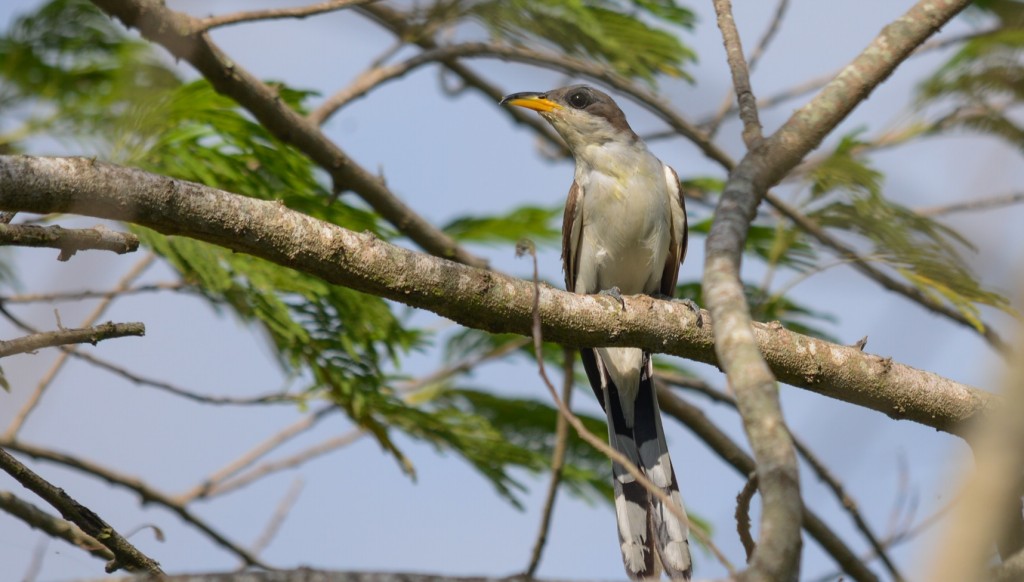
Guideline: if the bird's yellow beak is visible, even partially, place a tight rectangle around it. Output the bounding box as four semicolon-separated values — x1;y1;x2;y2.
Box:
500;92;562;113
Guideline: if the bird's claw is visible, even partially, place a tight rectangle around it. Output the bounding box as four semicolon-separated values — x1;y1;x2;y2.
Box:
654;294;703;328
599;286;625;309
678;298;704;328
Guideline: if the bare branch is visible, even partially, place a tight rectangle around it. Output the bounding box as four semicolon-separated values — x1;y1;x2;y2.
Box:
177;407;337;503
656;386;879;582
712;0;764;149
2;282;187;304
0;223;138;261
736;473;759;562
250;479;304;557
195;0;373;32
0;155;996;437
0;447;163;574
523;347;574;578
794;436;905;581
3;253;155;439
662;370;903;578
1;440;269;569
706;0;789;137
210;431;363;499
917;192;1024;217
0;321;144;358
0;490;114;563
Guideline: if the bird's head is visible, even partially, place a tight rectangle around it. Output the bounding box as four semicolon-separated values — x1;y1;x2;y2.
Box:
500;85;638;153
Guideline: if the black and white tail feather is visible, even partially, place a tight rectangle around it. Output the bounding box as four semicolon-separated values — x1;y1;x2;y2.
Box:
581;349;692;580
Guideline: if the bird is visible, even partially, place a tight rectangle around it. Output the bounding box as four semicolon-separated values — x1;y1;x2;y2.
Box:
501;85;693;580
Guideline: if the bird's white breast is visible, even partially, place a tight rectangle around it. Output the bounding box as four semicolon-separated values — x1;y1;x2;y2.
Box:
573;142;673;296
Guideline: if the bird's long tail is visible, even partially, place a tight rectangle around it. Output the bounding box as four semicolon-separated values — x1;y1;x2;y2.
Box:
582;348;692;580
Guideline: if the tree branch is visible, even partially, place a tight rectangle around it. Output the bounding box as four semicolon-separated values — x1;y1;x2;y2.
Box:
0;155;995;437
0;322;144;358
0;223;138;261
0;447;163;574
89;0;484;268
0;490;114;563
702;2;972;579
655;386;879;582
712;0;764;149
194;0;373;32
0;439;269;569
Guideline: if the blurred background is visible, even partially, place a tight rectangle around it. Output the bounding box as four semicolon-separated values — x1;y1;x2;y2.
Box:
1;1;1022;580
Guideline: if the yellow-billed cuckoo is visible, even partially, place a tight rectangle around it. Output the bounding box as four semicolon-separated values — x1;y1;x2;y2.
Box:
501;85;692;580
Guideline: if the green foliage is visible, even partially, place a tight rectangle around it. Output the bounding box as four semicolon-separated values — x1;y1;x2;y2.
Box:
917;3;1024;152
0;0;178;149
676;281;837;340
429;387;613;506
689;218;818;272
466;0;696;82
804;132;1011;329
443;204;561;245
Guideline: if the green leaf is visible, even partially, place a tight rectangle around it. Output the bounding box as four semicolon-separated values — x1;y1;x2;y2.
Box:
689;218;818;272
467;0;696;82
810;191;1011;326
443;205;561;245
676;281;837;340
432;387;613;506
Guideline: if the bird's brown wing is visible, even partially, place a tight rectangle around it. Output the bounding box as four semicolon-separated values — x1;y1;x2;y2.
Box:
660;166;688;298
562;180;584;292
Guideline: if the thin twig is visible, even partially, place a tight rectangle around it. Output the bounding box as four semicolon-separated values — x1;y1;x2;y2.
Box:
917;192;1024;217
515;242;736;576
0;490;114;563
656;386;880;582
524;346;574;578
1;440;269;569
0;447;163;574
794;439;906;581
70;350;302;406
665;371;904;579
2;282;188;304
3;253;155;439
210;431;364;499
736;473;759;561
706;0;788;137
250;479;304;557
195;0;375;32
0;223;138;261
0;322;144;358
711;0;764;149
176;406;337;503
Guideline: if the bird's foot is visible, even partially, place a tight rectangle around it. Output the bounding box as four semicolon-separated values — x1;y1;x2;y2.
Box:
654;294;704;328
599;286;625;309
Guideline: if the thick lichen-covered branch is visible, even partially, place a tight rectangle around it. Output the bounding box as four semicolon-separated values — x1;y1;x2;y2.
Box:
0;155;994;437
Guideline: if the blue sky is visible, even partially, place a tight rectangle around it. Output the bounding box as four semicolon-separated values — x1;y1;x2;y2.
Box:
2;1;1023;580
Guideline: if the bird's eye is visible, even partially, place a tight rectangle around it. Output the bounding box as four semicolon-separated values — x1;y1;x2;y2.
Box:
567;90;592;109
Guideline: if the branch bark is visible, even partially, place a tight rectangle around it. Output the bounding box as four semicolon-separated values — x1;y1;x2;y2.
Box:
0;322;144;358
0;490;114;563
0;223;138;261
703;1;972;579
0;447;163;574
0;155;995;438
